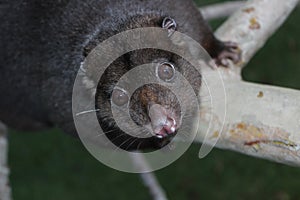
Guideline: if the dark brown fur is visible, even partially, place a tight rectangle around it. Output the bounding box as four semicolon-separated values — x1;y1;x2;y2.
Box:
0;0;240;150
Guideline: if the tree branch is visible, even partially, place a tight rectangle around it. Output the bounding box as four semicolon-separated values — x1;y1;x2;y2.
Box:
196;81;300;166
0;122;11;200
129;153;168;200
200;1;246;20
194;0;300;166
200;1;300;21
215;0;300;77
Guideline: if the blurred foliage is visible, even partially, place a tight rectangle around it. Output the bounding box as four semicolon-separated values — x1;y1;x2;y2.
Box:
8;1;300;200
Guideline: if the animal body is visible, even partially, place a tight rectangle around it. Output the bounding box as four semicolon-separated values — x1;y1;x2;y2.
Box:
0;0;240;150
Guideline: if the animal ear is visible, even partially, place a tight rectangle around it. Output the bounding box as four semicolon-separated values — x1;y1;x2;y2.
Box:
162;17;177;35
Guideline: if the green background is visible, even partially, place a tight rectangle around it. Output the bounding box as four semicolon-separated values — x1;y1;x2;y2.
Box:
8;0;300;199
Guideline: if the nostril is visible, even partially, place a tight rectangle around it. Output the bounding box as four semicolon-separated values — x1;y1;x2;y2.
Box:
163;117;176;134
148;104;179;138
155;117;177;138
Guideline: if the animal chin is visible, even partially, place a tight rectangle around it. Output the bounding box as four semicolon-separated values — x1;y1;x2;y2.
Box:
147;103;180;139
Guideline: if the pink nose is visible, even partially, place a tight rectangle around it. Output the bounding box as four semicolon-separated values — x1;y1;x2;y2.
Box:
156;117;177;138
148;104;178;138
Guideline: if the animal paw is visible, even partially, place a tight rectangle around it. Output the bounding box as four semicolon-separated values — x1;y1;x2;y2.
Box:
214;41;241;67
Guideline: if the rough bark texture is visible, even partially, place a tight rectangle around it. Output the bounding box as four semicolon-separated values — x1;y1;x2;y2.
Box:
200;1;245;20
215;0;300;78
0;122;11;200
195;0;300;166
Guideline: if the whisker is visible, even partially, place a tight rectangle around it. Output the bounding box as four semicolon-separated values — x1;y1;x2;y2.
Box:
76;109;100;116
126;137;140;151
80;128;119;141
177;131;189;140
105;132;128;145
112;136;136;152
79;62;87;73
95;128;119;138
112;129;151;152
137;141;144;150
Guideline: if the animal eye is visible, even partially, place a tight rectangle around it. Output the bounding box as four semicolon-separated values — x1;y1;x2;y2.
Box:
162;17;177;31
156;62;176;82
111;88;129;106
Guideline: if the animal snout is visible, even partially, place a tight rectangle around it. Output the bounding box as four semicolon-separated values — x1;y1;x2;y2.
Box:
148;104;179;138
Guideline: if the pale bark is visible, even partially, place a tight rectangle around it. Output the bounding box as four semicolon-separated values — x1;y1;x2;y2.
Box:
195;0;300;166
0;122;11;200
201;0;300;20
130;153;168;200
200;1;246;20
215;0;299;78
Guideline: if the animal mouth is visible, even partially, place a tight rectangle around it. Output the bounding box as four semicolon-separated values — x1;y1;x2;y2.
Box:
147;103;180;139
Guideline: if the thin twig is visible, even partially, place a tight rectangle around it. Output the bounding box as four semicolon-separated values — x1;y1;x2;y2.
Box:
129;152;168;200
0;122;11;200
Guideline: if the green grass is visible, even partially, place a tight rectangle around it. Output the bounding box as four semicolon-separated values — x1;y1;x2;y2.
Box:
8;1;300;200
9;129;150;200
